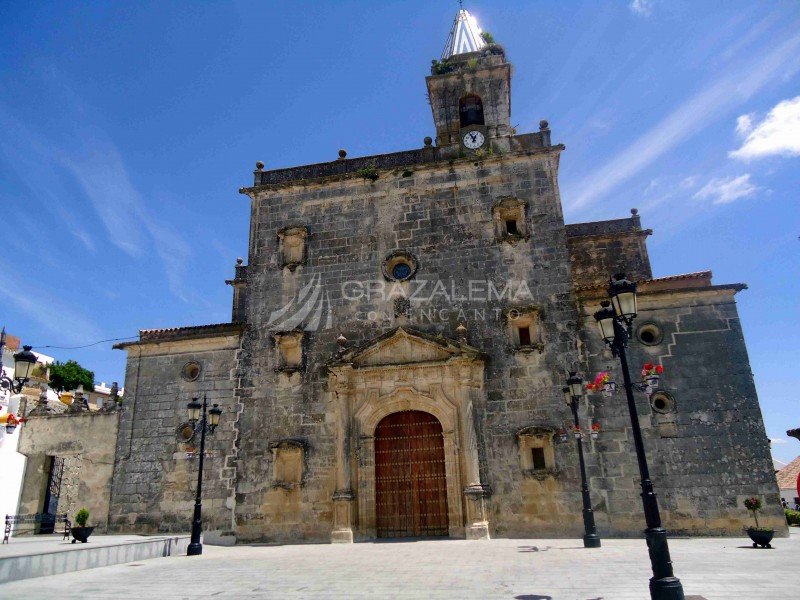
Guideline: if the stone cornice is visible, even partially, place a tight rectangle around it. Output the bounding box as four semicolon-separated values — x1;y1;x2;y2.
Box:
238;144;564;196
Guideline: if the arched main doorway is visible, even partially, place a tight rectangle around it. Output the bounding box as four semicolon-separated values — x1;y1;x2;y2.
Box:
374;410;449;538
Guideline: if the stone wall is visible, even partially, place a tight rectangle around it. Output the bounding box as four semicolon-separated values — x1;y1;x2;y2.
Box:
235;146;595;542
108;330;241;540
579;286;787;536
17;410;119;532
566;214;653;289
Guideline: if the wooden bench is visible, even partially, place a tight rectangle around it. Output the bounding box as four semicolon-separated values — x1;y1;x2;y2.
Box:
3;513;71;543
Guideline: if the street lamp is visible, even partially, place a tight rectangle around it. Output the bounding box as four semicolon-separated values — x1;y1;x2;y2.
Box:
186;395;222;556
0;329;37;395
593;274;684;600
563;374;601;549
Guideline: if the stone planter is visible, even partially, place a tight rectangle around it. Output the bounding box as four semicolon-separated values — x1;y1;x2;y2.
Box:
746;527;774;548
71;526;94;543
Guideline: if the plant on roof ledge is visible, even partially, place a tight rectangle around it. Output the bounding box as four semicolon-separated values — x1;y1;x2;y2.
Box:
480;31;495;44
431;59;454;75
355;165;379;182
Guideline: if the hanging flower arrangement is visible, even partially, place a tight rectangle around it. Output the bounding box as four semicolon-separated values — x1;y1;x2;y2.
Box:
570;424;582;439
641;363;664;391
590;422;601;440
1;413;19;434
586;371;617;397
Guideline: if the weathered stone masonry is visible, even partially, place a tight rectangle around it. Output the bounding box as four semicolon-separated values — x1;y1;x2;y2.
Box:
109;27;785;542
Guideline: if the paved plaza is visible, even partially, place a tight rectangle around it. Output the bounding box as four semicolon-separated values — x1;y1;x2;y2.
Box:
1;530;798;599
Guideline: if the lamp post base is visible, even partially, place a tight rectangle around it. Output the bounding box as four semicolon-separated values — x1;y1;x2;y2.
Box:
187;542;203;556
649;577;684;600
582;534;601;548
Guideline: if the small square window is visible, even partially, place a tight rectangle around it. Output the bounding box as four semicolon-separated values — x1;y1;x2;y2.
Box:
531;447;546;470
493;197;527;242
505;308;542;352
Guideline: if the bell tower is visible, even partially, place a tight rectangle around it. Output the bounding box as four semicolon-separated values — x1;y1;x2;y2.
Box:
426;9;512;156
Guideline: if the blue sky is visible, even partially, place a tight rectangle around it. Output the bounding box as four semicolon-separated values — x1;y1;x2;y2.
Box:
1;1;798;461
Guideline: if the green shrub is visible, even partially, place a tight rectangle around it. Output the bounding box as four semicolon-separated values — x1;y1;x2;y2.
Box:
480;31;496;44
75;508;90;527
355;165;379;182
431;59;454;75
786;509;800;526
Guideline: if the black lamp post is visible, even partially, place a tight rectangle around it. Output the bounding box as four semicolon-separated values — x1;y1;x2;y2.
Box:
563;374;601;548
594;274;684;600
0;329;38;395
186;395;222;556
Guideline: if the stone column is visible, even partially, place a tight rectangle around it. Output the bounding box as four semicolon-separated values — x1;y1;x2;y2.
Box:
453;359;490;540
329;366;355;543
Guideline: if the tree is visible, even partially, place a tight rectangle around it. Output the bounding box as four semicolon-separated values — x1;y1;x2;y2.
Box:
48;360;95;393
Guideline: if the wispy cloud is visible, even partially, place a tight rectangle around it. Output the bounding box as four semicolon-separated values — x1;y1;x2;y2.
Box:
735;114;754;136
770;437;787;445
566;29;800;210
0;87;197;303
693;174;760;205
629;0;654;17
730;95;800;160
0;259;103;344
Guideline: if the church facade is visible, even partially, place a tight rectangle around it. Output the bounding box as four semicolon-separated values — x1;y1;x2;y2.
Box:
110;10;785;543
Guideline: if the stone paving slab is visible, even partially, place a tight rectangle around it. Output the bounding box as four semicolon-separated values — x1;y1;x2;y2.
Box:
0;531;798;599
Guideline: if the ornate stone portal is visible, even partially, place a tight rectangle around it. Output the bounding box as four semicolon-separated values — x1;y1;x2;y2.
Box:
327;328;490;542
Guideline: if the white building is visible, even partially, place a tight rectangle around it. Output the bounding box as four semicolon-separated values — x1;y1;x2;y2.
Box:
0;338;55;518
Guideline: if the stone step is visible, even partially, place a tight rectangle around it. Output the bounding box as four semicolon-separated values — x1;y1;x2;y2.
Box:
0;534;190;583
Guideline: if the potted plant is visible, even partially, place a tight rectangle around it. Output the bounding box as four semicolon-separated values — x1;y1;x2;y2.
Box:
641;363;664;391
590;422;601;440
743;497;774;548
586;371;616;397
71;508;94;543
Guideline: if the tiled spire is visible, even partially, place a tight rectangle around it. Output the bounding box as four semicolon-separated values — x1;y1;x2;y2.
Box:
441;9;486;60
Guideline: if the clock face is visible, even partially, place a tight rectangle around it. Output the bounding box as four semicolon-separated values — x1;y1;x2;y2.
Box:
463;130;485;149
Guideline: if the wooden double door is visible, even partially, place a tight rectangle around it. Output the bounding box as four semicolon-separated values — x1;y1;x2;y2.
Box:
374;410;449;538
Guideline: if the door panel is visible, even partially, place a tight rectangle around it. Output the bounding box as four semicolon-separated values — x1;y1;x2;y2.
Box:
374;410;448;538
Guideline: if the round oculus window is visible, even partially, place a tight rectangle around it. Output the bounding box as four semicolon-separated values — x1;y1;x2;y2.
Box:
637;322;663;346
392;262;412;280
176;422;196;443
650;392;675;414
181;361;201;382
382;251;418;282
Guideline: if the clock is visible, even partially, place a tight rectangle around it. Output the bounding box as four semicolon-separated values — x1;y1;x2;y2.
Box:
462;130;485;149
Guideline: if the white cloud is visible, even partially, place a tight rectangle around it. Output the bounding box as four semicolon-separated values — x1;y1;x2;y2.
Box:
630;0;654;16
771;438;787;444
735;113;754;135
0;95;197;303
680;176;698;189
566;30;800;211
730;95;800;160
693;174;759;204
